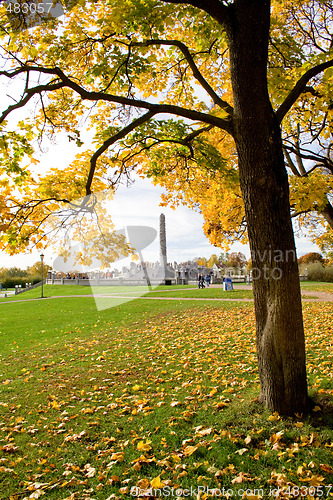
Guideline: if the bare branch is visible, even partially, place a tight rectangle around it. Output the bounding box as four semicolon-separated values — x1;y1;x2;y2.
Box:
283;143;333;175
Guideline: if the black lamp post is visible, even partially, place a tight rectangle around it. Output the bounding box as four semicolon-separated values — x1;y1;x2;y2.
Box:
40;253;44;298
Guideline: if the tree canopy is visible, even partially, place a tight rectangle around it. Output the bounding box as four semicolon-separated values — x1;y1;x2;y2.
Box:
0;0;332;255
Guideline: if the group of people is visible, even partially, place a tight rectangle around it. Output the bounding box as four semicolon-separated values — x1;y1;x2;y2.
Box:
197;274;211;288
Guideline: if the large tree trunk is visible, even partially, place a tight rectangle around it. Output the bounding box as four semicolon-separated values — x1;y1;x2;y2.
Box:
227;0;309;415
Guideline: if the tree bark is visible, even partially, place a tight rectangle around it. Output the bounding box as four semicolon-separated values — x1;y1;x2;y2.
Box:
322;200;333;230
227;0;309;415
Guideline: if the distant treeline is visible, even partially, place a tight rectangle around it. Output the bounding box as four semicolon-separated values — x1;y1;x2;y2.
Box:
0;262;51;289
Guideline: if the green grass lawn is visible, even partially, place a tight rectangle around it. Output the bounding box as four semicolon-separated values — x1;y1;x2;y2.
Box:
2;281;333;304
300;282;333;292
0;284;255;303
0;284;192;301
0;294;332;499
146;287;254;299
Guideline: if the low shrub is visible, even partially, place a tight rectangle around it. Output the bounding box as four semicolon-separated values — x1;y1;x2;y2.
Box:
1;276;40;289
301;262;333;282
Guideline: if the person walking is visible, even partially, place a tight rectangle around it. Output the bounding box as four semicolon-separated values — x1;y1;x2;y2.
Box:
205;275;211;287
198;274;205;288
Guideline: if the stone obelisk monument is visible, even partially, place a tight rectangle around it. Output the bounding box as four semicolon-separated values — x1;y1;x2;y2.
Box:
159;213;168;275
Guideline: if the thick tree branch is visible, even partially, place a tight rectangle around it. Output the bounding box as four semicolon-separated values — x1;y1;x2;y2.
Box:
283;147;301;176
295;132;307;176
184;124;213;142
276;58;333;123
283;144;333;175
0;82;66;123
130;39;233;117
0;65;233;134
86;111;156;195
322;199;333;229
290;199;333;228
290;208;312;218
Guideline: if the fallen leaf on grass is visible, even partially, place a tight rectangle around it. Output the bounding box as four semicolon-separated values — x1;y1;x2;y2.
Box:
151;475;165;488
232;472;252;484
1;444;19;453
109;452;125;462
194;427;212;437
137;440;152;452
0;466;14;473
183;445;198;456
300;475;325;486
83;464;96;478
136;478;150;489
320;463;333;473
64;430;86;442
267;412;280;422
235;448;248;455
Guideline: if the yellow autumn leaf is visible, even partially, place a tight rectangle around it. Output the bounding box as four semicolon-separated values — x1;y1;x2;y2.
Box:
151;476;165;488
244;495;263;500
301;475;325;486
183;445;198;456
137;440;152;452
267;412;280;422
110;452;125;462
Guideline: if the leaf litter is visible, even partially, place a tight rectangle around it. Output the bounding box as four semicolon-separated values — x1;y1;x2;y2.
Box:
0;302;332;499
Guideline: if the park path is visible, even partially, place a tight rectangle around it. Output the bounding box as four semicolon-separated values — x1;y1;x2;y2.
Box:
0;285;333;304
